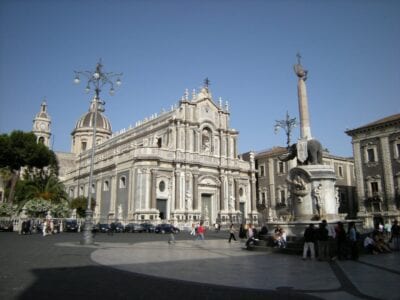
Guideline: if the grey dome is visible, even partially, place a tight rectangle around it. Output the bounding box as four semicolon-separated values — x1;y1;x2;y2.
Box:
73;98;112;133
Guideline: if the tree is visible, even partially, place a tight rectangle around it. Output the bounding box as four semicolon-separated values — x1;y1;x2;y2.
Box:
0;131;58;203
70;196;96;218
14;173;68;212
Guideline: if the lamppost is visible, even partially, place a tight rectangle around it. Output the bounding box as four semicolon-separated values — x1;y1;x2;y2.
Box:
74;59;122;245
274;111;297;149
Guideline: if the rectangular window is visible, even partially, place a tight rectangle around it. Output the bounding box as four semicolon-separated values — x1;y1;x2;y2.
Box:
338;166;343;177
279;161;285;173
262;192;266;204
280;190;286;204
367;148;375;162
371;182;379;194
259;165;265;177
396;143;400;159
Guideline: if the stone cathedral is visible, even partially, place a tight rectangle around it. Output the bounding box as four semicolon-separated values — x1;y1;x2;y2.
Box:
35;83;258;226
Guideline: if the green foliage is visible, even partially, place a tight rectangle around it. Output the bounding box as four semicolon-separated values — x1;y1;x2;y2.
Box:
24;199;52;218
0;130;60;203
13;173;67;212
0;203;16;217
70;196;96;218
50;200;71;218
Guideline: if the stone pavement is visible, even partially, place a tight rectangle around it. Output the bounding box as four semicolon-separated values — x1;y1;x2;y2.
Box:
1;232;399;300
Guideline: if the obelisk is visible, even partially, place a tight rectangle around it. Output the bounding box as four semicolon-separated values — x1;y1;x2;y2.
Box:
294;53;312;140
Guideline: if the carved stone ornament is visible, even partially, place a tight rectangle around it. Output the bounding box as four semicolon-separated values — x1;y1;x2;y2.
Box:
287;172;309;197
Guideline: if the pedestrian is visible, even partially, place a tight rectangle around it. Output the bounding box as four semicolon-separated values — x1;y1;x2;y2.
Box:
348;221;359;260
324;220;337;260
239;224;246;240
196;222;205;241
245;224;255;248
168;229;176;244
390;220;400;250
317;221;329;261
302;224;316;260
190;223;196;236
228;223;237;243
335;222;347;260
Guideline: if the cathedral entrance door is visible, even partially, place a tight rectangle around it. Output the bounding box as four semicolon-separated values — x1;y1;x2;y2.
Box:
201;194;212;225
157;199;167;220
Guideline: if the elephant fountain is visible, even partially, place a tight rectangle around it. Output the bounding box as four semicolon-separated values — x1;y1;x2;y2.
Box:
278;138;323;165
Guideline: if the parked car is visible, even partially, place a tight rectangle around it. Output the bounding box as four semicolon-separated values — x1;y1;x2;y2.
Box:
124;223;144;233
64;219;79;232
0;221;13;232
110;222;124;233
98;223;110;233
140;223;155;233
155;224;180;234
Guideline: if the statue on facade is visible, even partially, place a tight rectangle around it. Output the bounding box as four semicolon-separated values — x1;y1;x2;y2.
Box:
118;204;123;220
313;184;323;217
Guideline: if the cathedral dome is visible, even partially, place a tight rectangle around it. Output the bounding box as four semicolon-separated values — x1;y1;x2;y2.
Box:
73;99;112;133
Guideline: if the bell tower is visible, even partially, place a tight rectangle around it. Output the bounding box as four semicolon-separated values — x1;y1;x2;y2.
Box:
33;99;51;148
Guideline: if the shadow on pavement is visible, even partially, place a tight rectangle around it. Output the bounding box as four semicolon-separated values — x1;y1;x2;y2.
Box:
18;265;322;300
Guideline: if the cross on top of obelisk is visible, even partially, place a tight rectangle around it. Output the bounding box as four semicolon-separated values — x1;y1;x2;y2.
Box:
296;52;302;65
204;77;210;89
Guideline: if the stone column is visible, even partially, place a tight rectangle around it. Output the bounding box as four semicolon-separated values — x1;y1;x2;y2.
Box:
380;136;396;211
234;179;240;210
250;176;257;211
110;175;117;213
294;60;312;140
150;169;157;209
193;173;199;210
175;170;180;210
353;141;366;213
268;158;277;218
220;173;225;211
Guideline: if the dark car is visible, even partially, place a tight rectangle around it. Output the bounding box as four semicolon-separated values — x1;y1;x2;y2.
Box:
64;219;79;232
140;223;155;233
98;223;110;233
0;221;13;232
155;224;180;234
110;222;124;233
124;223;144;233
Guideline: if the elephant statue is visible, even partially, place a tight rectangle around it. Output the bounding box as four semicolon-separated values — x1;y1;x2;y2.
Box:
278;139;323;165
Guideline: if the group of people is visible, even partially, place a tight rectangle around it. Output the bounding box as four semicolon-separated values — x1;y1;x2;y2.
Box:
363;220;400;254
302;220;359;261
302;219;400;261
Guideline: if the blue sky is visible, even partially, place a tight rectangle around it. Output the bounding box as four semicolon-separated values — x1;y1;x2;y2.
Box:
0;0;399;157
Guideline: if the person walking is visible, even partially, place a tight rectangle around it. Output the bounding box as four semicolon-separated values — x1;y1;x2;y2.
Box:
190;223;196;236
390;220;400;250
168;229;176;244
239;224;246;240
302;224;316;260
336;222;347;260
196;222;205;241
245;224;255;248
348;221;359;260
228;223;237;243
317;221;329;261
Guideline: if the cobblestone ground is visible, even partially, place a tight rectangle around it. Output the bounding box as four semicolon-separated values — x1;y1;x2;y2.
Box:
0;231;399;300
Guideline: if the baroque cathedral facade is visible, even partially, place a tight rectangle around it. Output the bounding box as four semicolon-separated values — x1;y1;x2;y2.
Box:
34;84;258;226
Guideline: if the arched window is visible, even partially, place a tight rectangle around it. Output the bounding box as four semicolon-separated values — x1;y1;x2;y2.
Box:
38;137;45;144
103;180;109;191
119;176;126;189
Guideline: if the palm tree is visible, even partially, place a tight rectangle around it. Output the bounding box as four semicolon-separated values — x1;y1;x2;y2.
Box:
15;173;67;211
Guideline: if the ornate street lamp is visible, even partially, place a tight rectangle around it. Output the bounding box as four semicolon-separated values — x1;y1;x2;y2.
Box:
74;59;122;245
274;111;297;149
